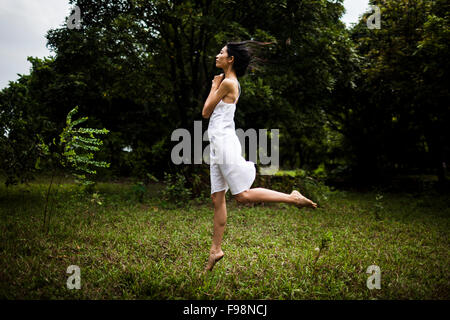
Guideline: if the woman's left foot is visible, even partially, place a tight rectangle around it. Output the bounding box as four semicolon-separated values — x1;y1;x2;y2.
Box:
290;190;318;209
205;250;224;271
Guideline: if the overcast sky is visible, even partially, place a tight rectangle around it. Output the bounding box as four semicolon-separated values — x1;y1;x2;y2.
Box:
0;0;370;90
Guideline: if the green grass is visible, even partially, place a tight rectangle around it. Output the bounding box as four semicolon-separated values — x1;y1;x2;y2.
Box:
0;178;449;299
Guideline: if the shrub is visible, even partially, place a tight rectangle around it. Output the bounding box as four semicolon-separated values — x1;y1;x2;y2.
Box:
59;106;110;191
131;181;147;203
184;165;210;201
161;172;192;208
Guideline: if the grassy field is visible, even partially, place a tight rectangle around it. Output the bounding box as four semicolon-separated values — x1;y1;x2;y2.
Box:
0;177;449;299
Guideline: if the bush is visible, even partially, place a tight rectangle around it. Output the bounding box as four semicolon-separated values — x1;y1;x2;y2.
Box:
131;181;147;203
184;165;210;201
161;172;192;208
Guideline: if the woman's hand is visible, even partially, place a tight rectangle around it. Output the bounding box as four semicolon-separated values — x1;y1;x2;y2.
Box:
212;73;225;89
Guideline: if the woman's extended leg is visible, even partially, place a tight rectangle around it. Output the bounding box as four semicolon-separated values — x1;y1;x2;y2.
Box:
234;188;317;208
205;190;227;271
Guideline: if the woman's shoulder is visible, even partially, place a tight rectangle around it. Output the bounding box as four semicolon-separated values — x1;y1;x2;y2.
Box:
223;77;239;83
218;78;237;95
221;78;238;86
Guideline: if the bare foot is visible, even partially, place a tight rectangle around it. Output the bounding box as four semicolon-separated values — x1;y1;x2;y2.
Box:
290;190;318;209
205;250;224;272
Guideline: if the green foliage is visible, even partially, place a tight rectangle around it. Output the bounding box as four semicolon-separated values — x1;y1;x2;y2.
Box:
0;77;48;186
59;106;110;189
320;231;334;251
374;193;384;221
90;192;104;206
161;172;192;208
184;165;211;201
340;0;450;183
314;230;334;265
131;181;147;203
41;0;353;178
301;176;334;207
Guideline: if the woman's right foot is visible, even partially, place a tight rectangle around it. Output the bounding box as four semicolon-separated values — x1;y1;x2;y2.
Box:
290;190;318;209
205;250;224;271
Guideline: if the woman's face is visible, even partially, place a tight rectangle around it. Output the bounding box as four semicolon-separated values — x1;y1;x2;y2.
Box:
215;46;232;69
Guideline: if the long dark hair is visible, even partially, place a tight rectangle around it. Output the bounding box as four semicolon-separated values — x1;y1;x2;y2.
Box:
225;40;275;78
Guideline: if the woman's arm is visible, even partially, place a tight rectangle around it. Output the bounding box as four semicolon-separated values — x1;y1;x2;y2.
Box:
202;76;233;119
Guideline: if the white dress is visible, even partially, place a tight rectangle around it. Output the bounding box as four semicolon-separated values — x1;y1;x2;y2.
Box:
208;78;256;195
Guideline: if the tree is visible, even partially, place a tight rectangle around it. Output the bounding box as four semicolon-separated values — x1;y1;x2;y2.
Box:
331;0;449;184
0;71;50;186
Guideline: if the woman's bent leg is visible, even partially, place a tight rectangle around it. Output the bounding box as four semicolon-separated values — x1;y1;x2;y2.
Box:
234;188;317;208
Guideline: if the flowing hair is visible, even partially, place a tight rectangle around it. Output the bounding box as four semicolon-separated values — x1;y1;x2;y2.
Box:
225;40;276;78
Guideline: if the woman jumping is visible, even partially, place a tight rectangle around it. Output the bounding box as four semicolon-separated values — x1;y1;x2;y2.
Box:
202;40;318;272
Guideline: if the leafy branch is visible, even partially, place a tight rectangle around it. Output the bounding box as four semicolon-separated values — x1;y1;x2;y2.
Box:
41;106;110;233
59;106;110;188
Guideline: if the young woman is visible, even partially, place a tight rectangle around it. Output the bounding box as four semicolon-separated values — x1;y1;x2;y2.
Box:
202;41;318;272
